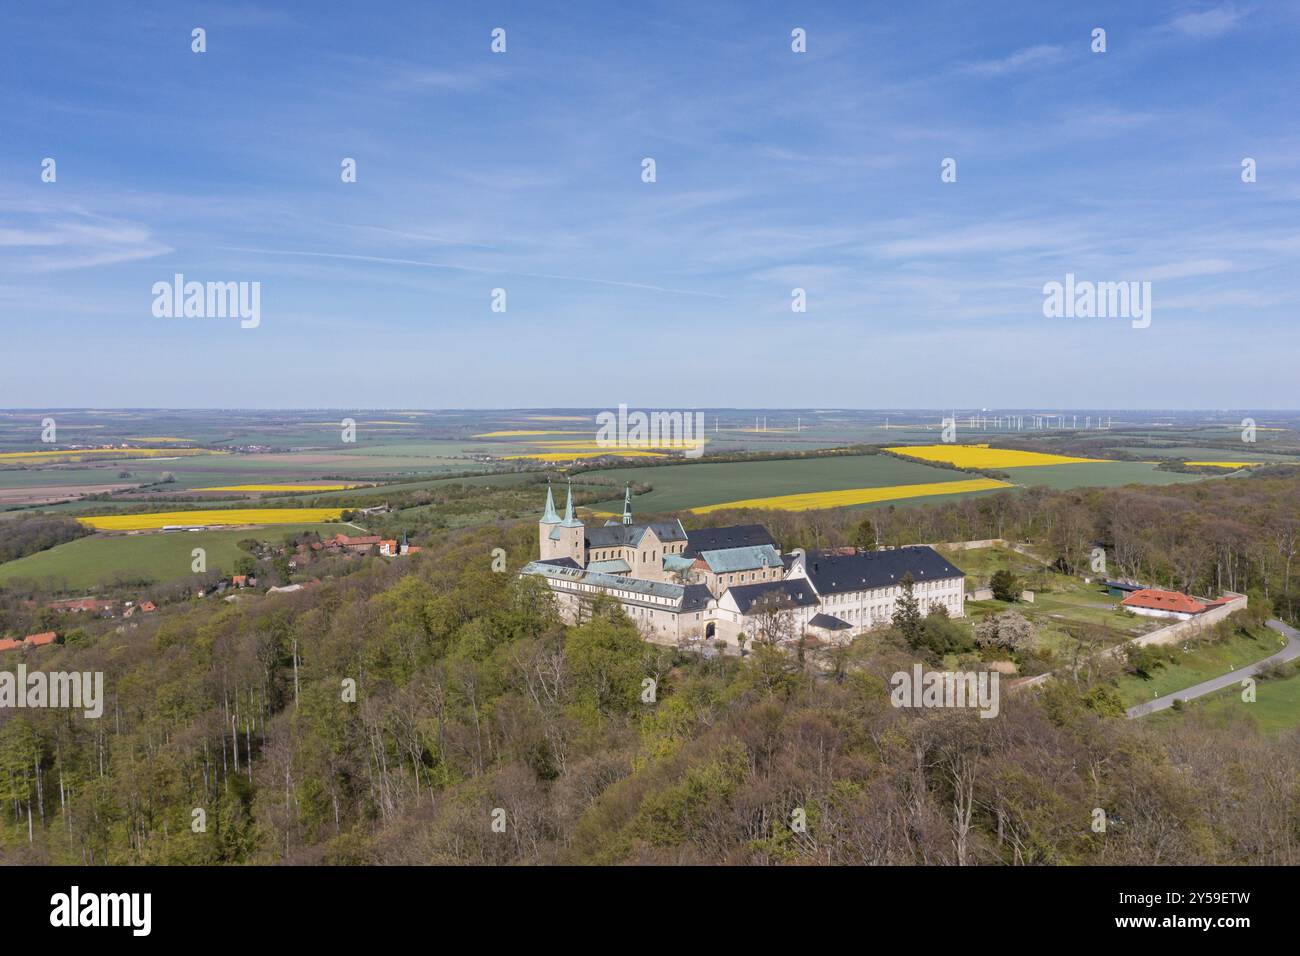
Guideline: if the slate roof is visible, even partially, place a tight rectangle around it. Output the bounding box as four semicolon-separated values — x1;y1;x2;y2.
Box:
584;520;686;549
587;559;631;574
726;579;819;614
808;613;851;631
1103;580;1146;593
680;584;715;613
521;560;693;607
683;524;776;557
699;544;783;573
802;546;964;595
534;557;580;570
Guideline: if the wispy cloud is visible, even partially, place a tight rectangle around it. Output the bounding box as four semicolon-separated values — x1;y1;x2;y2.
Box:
1168;5;1246;38
0;208;170;273
221;247;726;298
961;44;1064;76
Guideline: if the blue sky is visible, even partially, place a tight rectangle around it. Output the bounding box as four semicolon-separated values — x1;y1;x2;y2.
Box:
2;1;1298;408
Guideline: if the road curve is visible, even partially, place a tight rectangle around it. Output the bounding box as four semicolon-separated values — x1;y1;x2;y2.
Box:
1127;619;1300;718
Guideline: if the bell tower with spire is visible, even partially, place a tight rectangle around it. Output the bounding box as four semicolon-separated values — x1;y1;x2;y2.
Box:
538;480;561;560
539;479;585;566
621;482;633;525
555;480;586;566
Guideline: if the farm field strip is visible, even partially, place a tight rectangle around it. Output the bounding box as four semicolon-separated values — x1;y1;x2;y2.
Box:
77;508;344;530
884;444;1109;468
0;448;219;464
688;478;1013;513
193;483;363;492
584;455;994;512
503;450;667;460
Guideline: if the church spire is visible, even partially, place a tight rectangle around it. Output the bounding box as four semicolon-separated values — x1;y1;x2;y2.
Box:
560;479;582;527
541;481;560;524
622;482;633;525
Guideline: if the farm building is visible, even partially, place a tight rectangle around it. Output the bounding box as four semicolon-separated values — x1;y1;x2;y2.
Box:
1121;588;1231;621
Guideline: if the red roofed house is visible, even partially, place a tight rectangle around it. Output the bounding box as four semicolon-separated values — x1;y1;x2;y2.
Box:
0;639;23;652
332;533;382;554
47;597;116;616
140;601;157;613
23;631;58;647
1121;588;1216;621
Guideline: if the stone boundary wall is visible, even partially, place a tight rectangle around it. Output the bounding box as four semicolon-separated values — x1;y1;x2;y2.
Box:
1011;593;1249;690
1123;592;1248;650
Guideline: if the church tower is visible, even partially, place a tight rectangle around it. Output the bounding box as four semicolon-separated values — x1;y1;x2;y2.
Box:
538;481;562;560
621;482;633;525
554;481;586;566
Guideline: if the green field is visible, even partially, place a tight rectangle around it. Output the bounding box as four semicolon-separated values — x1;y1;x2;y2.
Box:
0;523;352;590
1114;626;1288;708
1006;461;1206;489
584;454;986;513
1145;664;1300;734
1111;446;1293;462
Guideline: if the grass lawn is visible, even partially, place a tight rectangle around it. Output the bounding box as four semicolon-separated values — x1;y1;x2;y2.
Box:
1146;662;1300;734
951;547;1158;658
0;522;352;590
939;545;1047;581
1113;625;1287;708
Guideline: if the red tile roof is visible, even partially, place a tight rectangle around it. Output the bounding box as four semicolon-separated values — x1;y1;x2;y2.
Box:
47;598;114;612
0;639;23;652
1121;588;1207;614
23;632;57;647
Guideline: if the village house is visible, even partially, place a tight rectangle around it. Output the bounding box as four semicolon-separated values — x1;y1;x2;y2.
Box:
0;632;59;652
46;597;117;616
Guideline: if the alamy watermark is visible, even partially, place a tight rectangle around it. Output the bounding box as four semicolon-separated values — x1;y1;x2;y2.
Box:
1042;273;1151;329
890;664;1000;718
152;274;260;329
0;665;104;718
596;404;705;458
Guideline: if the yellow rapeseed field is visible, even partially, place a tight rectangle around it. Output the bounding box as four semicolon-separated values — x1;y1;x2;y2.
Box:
0;448;217;464
525;439;707;450
77;508;344;531
884;444;1108;469
473;430;587;438
1183;461;1259;469
689;478;1012;514
502;451;665;460
194;484;360;492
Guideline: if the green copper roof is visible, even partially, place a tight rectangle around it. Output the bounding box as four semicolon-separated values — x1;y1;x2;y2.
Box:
560;482;583;527
541;484;560;524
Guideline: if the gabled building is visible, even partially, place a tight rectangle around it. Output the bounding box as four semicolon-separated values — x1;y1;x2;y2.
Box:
692;544;786;596
521;487;968;649
1121;588;1228;620
786;546;966;628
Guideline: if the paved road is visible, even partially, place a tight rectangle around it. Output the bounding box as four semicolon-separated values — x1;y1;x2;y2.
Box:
1127;619;1300;718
